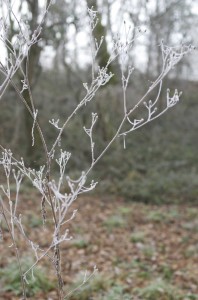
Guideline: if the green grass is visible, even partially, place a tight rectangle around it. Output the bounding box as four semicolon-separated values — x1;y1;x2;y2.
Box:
117;206;132;215
68;273;110;300
181;221;198;232
28;214;43;228
184;294;198;300
159;264;174;281
146;211;166;222
136;279;182;300
103;215;126;230
142;245;156;259
102;285;131;300
186;208;198;219
130;231;146;243
166;209;180;220
68;276;132;300
0;257;55;296
184;244;198;258
72;238;89;249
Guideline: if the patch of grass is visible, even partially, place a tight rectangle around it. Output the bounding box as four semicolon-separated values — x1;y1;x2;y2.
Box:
28;214;43;228
112;256;123;266
142;245;156;259
72;238;89;249
73;225;85;235
138;271;151;279
68;273;110;300
103;215;126;230
181;221;198;232
184;244;198;258
166;209;180;220
129;259;152;279
181;235;191;244
184;294;198;300
146;209;179;223
146;211;166;222
129;259;149;269
136;279;182;300
130;231;146;243
0;218;8;232
186;208;198;219
117;206;132;215
159;264;174;281
102;285;131;300
0;257;55;296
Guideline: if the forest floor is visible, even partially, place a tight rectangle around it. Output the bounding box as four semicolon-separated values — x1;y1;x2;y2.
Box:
0;194;198;299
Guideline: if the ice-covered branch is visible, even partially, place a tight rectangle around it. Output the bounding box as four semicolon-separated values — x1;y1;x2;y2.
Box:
83;112;98;165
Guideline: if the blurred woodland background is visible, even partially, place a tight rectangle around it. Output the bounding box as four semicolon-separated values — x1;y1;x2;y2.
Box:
1;0;198;204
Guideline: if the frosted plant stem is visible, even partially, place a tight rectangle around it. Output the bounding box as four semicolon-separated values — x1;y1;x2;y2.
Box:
85;55;180;176
0;4;195;299
2;58;64;300
63;266;98;299
49;30;141;156
0;201;27;299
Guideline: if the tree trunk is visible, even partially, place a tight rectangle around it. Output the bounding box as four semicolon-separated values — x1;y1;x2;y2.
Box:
22;0;44;167
87;0;117;83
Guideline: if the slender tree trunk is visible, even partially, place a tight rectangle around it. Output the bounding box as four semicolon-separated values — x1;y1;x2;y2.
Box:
21;0;44;166
87;0;117;82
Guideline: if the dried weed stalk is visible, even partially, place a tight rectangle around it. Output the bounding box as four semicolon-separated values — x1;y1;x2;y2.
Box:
0;2;195;299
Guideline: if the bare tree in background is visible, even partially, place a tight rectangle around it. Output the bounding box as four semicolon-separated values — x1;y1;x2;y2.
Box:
145;0;196;78
0;0;72;165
